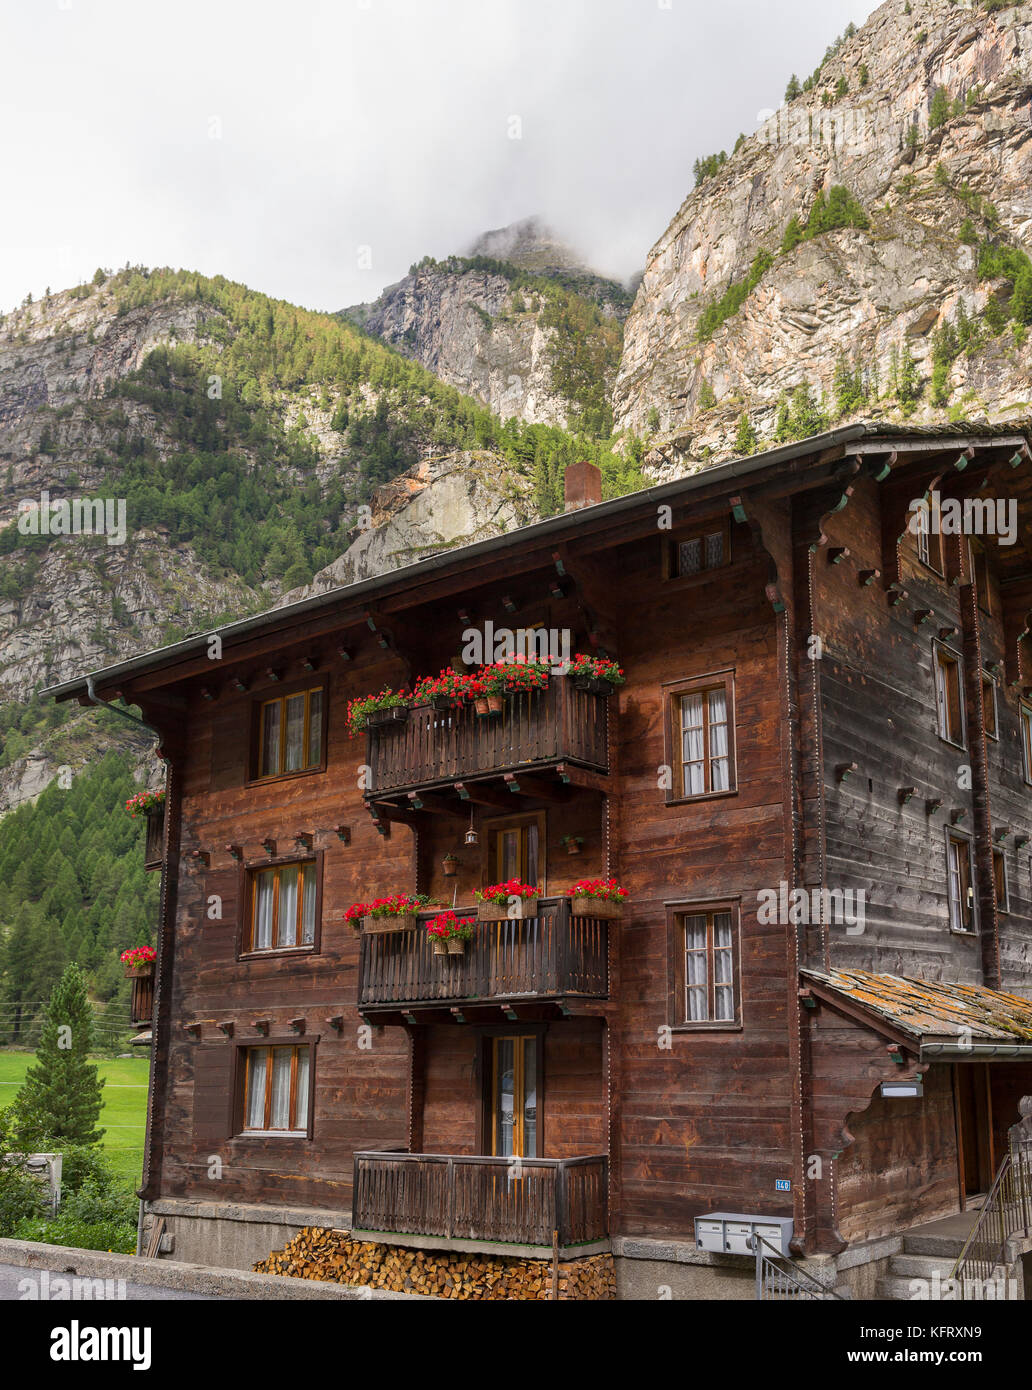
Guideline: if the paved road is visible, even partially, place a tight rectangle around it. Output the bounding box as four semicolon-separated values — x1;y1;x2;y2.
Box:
0;1262;217;1300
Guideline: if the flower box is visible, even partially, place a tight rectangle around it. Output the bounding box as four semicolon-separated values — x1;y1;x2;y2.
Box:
572;675;615;696
363;914;419;934
123;959;155;979
366;705;409;729
477;897;539;922
121;945;157;978
570;896;624;920
445;937;465;954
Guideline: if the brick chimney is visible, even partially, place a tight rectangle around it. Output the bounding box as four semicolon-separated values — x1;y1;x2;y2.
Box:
563;460;603;512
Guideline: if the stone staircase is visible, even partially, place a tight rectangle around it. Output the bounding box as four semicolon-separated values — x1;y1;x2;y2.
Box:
877;1210;1008;1300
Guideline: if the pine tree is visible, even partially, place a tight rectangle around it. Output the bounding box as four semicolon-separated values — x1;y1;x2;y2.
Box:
929;87;951;131
782;217;804;253
698;378;717;411
734;412;758;455
785;74;801;102
1011;267;1032;325
14;963;105;1148
898;345;922;411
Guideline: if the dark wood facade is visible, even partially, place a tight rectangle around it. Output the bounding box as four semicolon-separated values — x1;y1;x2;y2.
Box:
52;422;1032;1264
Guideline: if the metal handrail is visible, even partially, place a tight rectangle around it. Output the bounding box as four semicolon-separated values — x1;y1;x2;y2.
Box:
754;1236;844;1301
950;1147;1032;1295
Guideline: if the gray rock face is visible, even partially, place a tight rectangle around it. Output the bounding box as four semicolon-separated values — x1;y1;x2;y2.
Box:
361;268;572;428
614;0;1032;465
279;449;536;600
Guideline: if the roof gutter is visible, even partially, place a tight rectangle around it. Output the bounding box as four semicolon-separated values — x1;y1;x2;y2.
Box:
85;675;162;740
920;1041;1032;1060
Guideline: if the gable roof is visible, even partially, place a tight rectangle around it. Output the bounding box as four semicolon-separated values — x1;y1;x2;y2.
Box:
42;418;1031;703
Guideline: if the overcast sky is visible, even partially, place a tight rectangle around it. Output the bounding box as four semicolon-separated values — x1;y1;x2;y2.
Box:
0;0;877;313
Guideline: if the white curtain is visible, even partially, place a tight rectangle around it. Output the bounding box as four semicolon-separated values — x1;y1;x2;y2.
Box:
301;864;317;944
270;1048;293;1128
284;695;305;772
681;694;705;796
294;1050;310;1130
254;873;274;950
713;913;734;1020
306;689;323;766
708;688;730;791
684;915;708;1021
277;868;299;947
261;702;280;777
246;1050;267;1129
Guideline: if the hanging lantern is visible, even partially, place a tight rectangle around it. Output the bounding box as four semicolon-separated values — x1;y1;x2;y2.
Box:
464;810;479;848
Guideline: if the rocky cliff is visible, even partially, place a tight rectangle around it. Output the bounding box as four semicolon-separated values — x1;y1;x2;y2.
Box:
0;271;544;813
350;218;632;433
615;0;1032;470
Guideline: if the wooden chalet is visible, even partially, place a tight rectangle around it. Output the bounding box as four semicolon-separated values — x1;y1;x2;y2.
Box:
47;420;1032;1297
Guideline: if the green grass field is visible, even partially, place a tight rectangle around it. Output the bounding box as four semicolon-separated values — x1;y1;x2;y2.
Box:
0;1051;150;1183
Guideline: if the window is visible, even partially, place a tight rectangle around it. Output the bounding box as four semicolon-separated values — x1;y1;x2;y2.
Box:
1022;704;1032;784
669;521;730;579
935;646;965;746
673;908;738;1026
982;672;999;741
258;685;324;779
485;813;544;886
947;833;975;934
913;497;944;574
993;848;1009;914
678;685;732;797
247;861;317;952
242;1045;311;1135
969;539;992;615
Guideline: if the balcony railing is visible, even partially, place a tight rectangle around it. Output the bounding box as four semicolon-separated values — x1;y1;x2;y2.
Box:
365;678;609;796
352;1151;609;1254
357;897;609;1012
129;973;154;1025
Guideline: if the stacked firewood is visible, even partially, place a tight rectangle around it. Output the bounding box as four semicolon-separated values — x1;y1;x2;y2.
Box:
254;1227;616;1300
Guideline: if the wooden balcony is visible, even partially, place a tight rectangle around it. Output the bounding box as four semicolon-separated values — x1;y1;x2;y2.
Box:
129;973;154;1025
352;1151;609;1257
364;678;609;798
357;897;609;1018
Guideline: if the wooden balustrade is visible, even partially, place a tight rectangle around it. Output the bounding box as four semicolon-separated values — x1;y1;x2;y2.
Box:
352;1151;609;1252
129;972;154;1025
358;897;609;1010
365;678;609;795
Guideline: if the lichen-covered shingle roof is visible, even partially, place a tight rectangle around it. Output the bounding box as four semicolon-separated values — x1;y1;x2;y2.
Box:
801;968;1032;1043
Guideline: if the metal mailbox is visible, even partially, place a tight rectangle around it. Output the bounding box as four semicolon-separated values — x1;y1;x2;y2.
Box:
695;1212;793;1257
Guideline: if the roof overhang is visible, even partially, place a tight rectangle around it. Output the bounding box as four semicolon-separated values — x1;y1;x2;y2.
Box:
802;967;1032;1062
42;418;1032;704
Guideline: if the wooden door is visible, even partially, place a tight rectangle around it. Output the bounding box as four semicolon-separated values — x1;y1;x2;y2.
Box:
489;1035;539;1158
954;1064;994;1201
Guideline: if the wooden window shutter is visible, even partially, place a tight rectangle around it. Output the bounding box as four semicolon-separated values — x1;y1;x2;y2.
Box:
191;1045;237;1145
210;707;249;791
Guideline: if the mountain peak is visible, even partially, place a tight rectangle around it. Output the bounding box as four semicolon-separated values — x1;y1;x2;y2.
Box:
466;216;591;276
